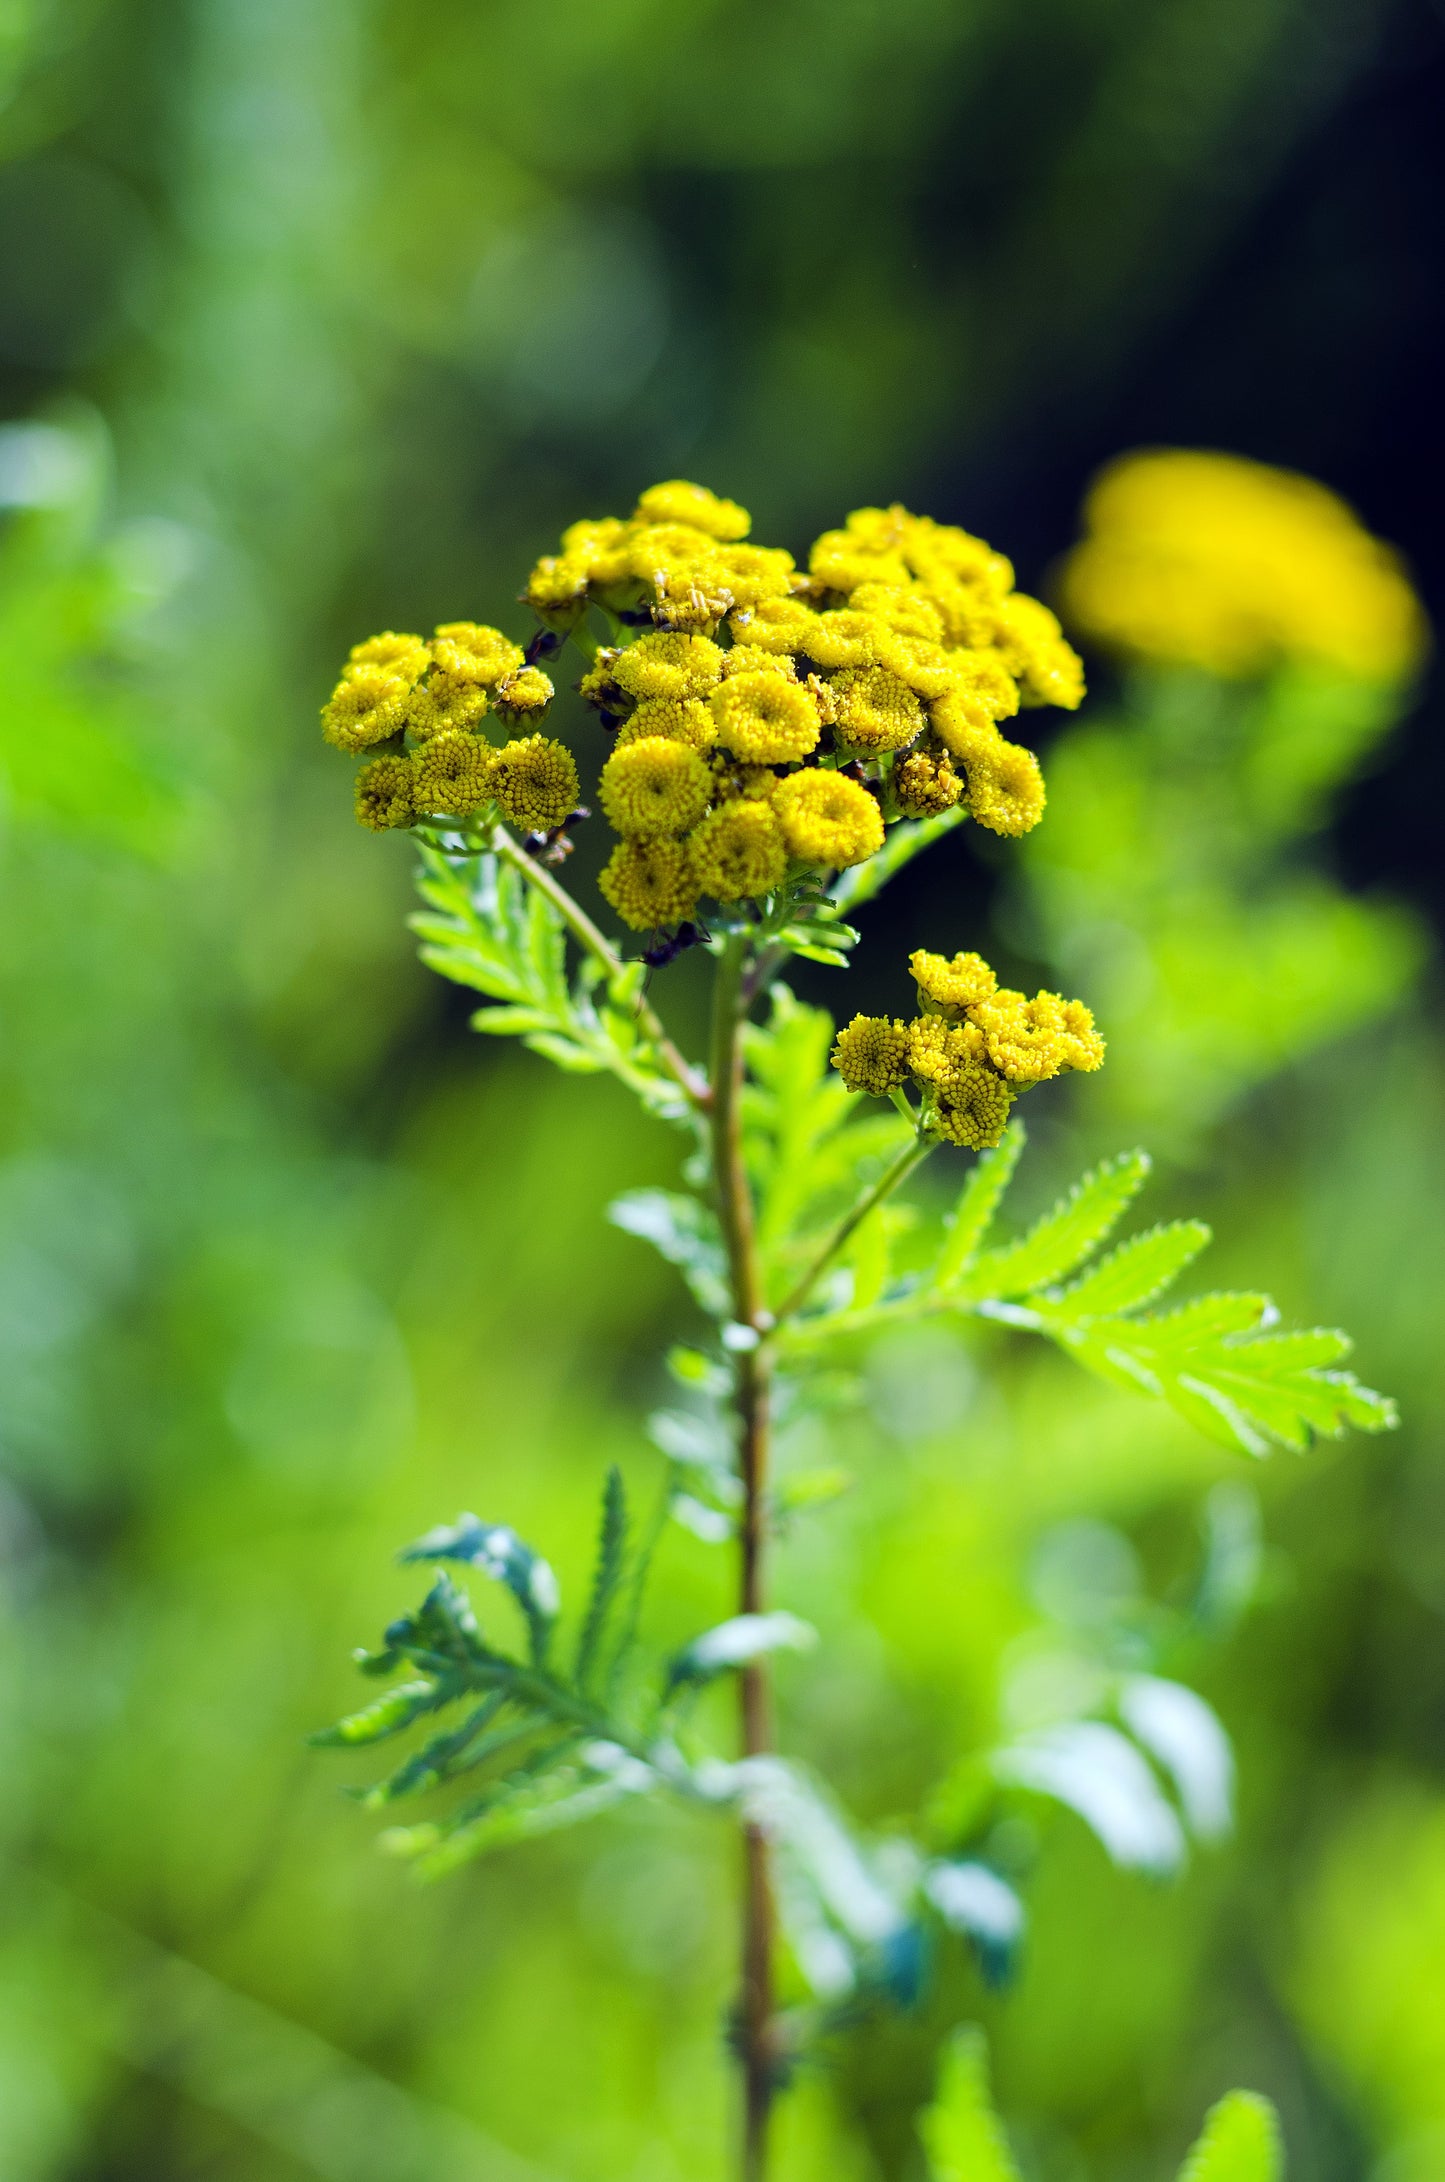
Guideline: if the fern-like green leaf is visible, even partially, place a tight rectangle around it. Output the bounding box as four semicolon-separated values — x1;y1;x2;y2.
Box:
1177;2091;1283;2182
933;1123;1025;1288
575;1467;628;1694
1052;1220;1212;1316
955;1150;1151;1302
919;2026;1023;2182
1030;1295;1397;1455
307;1680;453;1749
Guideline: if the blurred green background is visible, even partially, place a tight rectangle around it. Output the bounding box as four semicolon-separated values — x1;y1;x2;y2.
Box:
1;1;1443;2177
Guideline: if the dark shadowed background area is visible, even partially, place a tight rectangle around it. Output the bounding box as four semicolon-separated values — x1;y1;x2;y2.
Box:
0;2;1442;2178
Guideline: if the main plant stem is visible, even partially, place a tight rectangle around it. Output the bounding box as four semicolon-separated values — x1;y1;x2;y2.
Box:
711;935;777;2182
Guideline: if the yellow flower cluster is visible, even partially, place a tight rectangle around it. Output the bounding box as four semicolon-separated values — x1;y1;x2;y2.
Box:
325;484;1087;940
1060;449;1428;681
546;483;1083;929
322;620;579;836
831;951;1104;1149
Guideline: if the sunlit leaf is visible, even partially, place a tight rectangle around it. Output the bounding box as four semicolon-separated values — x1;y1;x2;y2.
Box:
1177;2091;1283;2182
919;2025;1024;2182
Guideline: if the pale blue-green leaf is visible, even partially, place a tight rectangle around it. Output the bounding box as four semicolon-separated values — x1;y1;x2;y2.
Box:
607;1189;731;1318
994;1720;1186;1873
669;1611;817;1686
1119;1674;1234;1841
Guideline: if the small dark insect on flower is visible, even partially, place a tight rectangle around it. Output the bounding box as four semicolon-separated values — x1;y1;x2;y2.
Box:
526;807;589;866
525;628;563;665
641;919;710;968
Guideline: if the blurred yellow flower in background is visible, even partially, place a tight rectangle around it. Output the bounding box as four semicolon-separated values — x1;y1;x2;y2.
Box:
1061;449;1428;681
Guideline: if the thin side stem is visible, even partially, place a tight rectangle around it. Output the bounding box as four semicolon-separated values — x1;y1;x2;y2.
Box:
710;935;777;2182
490;823;710;1110
770;1131;935;1329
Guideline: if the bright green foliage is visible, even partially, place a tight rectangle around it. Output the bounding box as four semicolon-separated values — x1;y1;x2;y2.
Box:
1177;2092;1283;2182
742;985;912;1294
919;2027;1024;2182
920;2032;1283;2182
413;843;691;1118
778;1114;1396;1458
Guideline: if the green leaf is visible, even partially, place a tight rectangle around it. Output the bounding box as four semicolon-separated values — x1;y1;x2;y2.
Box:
309;1680;452;1749
1036;1298;1398;1456
933;1123;1025;1288
957;1150;1151;1302
1052;1220;1211;1316
1176;2091;1283;2182
574;1467;628;1694
668;1611;817;1689
359;1696;523;1807
608;1188;731;1318
394;1742;655;1879
411;846;691;1117
401;1516;561;1663
919;2027;1023;2182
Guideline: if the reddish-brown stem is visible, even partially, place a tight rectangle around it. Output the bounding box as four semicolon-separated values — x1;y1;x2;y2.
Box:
710;935;778;2182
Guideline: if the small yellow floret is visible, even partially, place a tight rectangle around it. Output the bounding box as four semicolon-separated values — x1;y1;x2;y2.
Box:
412;729;494;818
894;749;961;817
810;511;912;594
600;737;711;840
404;673;490;741
932;1061;1015;1150
878;632;960;701
804;610;888;669
521;555;589;621
634;480;752;542
689;799;787;901
431;623;526;687
322;667;410;753
560;516;633;587
612;631;725;703
829;665;924;755
848;583;945;643
489;735;579;834
831;1014;912;1096
494;666;555;720
937;720;1046;836
772;770;883;868
910;949;998;1017
712;543;797;608
355;754;416;832
598;839;699;931
991;593;1085;709
931;656;1020;733
906;1015;986;1085
723;644;797;681
709;673;821;763
971;989;1105;1084
730;596;819;654
615;697;717;750
346;632;429;684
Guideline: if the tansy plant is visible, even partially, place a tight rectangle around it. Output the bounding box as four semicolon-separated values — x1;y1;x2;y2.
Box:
315;481;1394;2180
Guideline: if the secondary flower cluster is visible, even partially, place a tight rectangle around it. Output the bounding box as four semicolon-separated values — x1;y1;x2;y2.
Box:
319;479;1087;942
1060;450;1427;683
321;623;581;839
832;949;1104;1149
